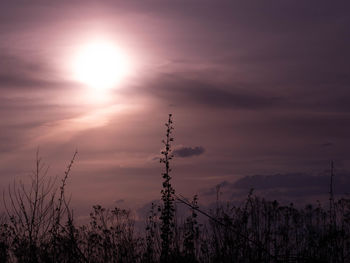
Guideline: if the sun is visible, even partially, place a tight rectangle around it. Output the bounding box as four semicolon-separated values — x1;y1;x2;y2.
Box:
72;41;130;89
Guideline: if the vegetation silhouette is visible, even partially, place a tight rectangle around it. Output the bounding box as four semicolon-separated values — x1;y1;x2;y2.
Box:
159;114;175;262
1;115;350;262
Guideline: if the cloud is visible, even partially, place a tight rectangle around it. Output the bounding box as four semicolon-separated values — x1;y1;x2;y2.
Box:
232;173;327;190
173;146;205;158
132;73;286;111
131;67;350;114
0;53;77;92
200;171;350;204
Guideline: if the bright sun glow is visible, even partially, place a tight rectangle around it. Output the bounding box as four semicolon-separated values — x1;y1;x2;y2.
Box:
72;41;130;89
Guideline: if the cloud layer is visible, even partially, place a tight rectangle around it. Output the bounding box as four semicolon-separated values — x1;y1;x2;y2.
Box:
200;171;350;206
0;0;349;213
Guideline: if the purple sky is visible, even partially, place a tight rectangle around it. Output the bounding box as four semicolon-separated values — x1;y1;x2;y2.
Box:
1;0;350;216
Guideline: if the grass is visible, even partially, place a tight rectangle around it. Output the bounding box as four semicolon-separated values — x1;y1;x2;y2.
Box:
1;115;350;262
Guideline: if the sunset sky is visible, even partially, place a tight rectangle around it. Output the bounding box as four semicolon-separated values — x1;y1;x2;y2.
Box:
1;1;350;216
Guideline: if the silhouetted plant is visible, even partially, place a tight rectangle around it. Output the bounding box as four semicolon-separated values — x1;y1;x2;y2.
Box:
0;216;10;263
4;152;57;263
183;195;200;262
3;117;350;262
159;114;175;262
79;205;140;263
144;202;160;262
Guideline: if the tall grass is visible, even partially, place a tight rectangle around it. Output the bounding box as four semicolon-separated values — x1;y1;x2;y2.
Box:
1;115;350;262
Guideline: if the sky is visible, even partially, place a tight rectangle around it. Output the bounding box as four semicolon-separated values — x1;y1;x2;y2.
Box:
1;0;350;217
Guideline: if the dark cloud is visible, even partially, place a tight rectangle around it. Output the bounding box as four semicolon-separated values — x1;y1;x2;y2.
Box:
173;146;205;158
130;74;286;111
117;0;350;115
0;74;68;90
232;173;327;190
0;53;75;91
129;66;350;113
201;171;350;204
